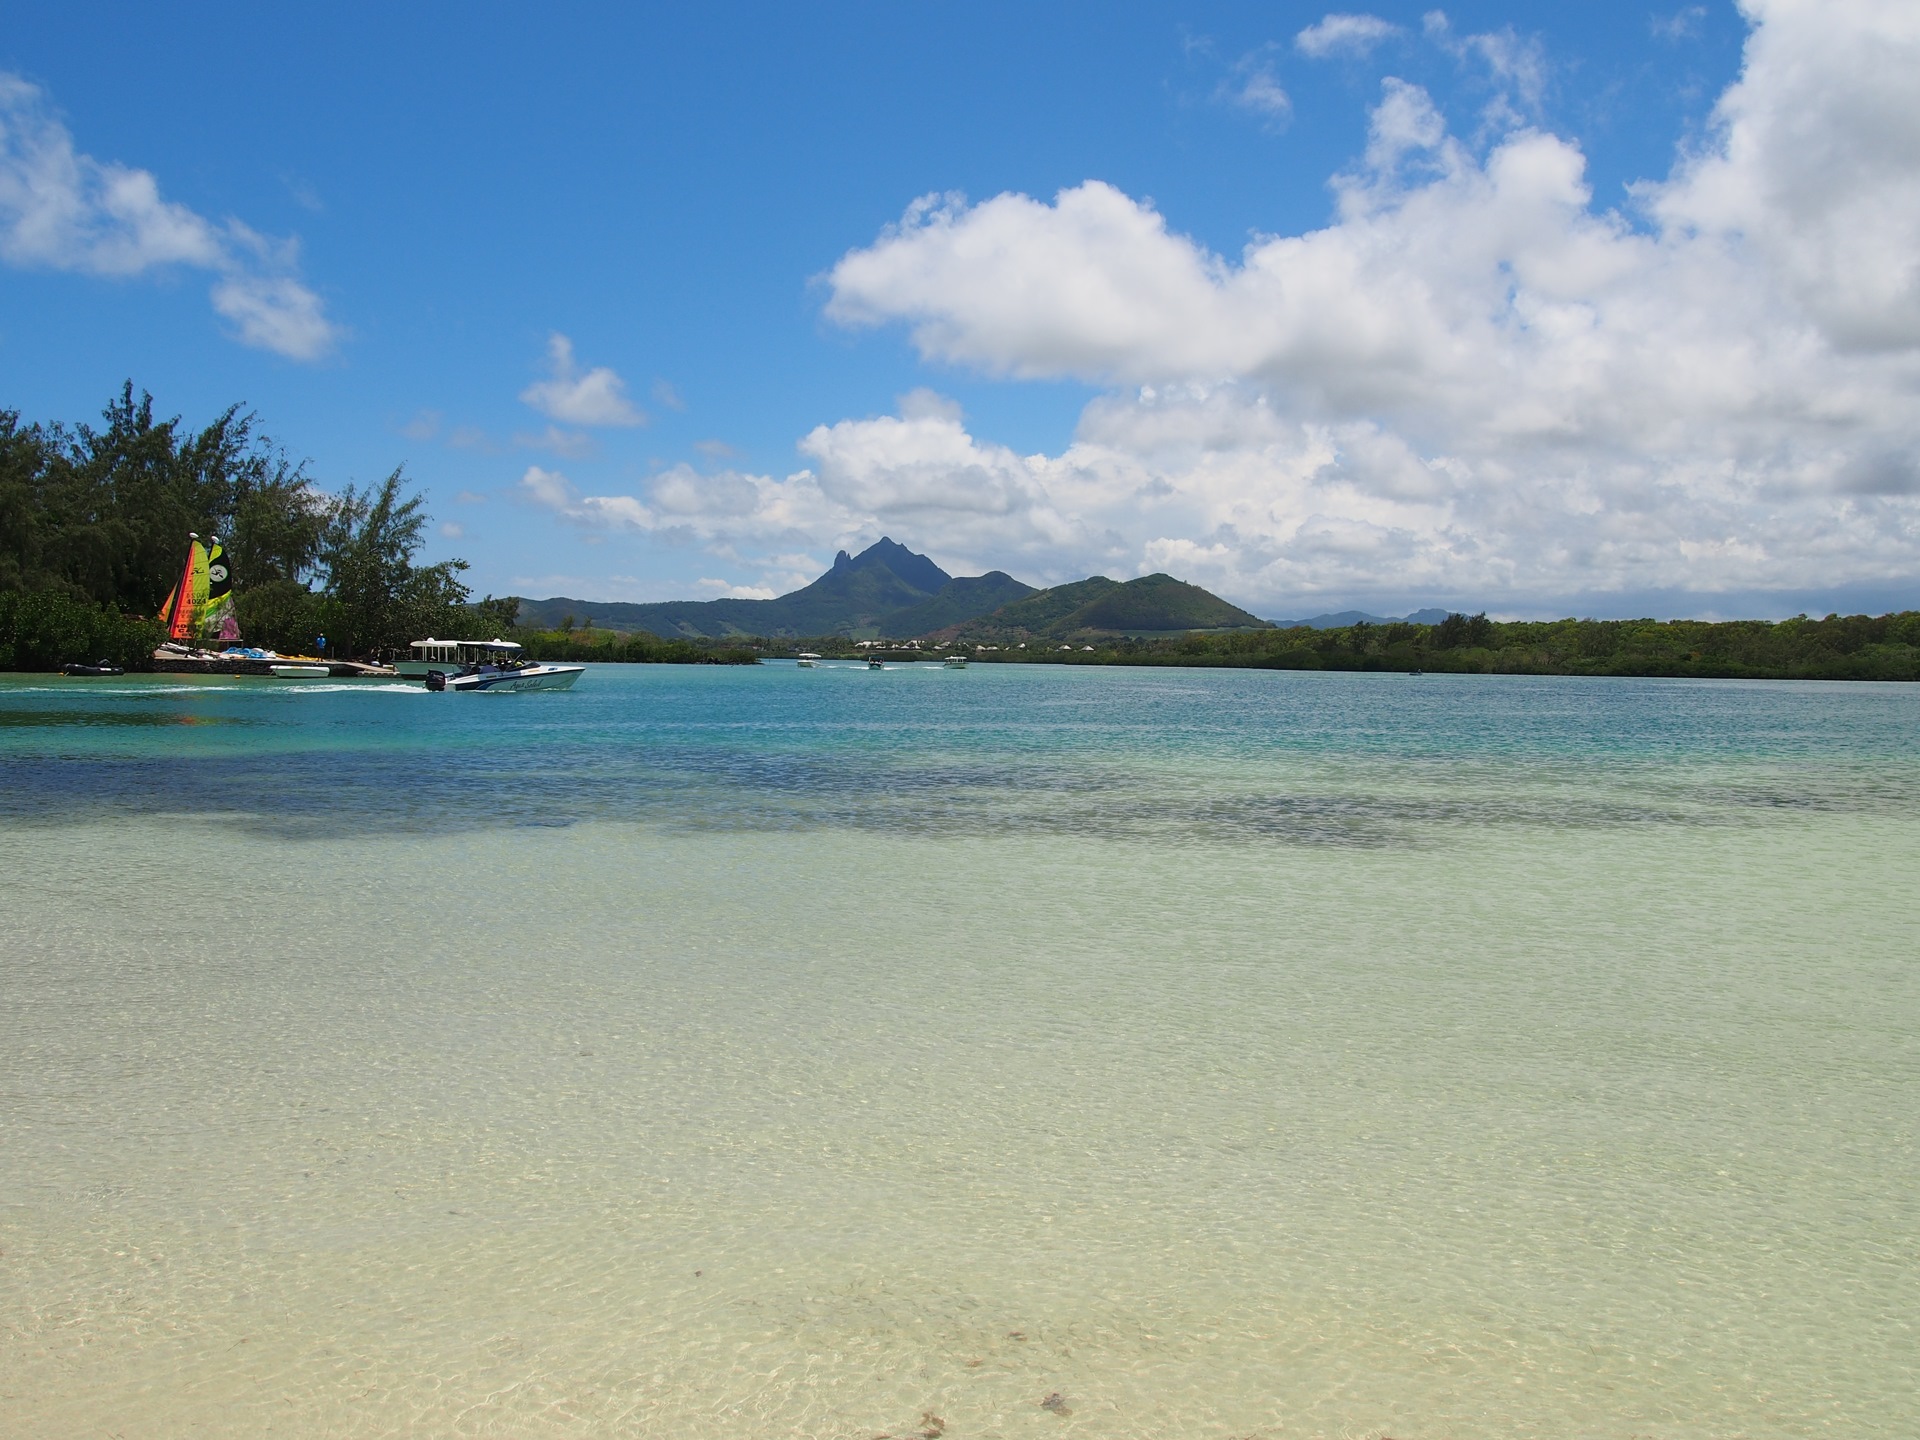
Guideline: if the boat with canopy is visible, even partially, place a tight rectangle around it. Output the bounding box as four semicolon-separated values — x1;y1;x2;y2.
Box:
405;638;585;692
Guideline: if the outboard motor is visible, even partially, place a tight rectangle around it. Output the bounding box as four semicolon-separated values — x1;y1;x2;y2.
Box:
425;669;447;692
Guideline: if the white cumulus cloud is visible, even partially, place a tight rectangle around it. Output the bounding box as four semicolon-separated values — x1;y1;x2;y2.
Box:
519;465;654;530
812;0;1920;614
516;392;1108;589
0;72;339;359
519;334;646;427
1221;51;1292;124
695;577;778;599
1295;13;1401;59
1423;12;1549;112
210;273;337;362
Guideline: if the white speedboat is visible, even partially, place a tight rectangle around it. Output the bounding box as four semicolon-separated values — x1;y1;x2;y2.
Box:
942;655;968;668
427;658;584;692
403;636;581;691
796;652;821;668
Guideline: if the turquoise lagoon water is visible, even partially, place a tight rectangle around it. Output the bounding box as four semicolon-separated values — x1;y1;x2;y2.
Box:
1;662;1915;1438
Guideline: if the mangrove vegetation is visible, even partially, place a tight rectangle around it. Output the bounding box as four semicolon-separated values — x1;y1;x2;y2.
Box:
1;385;492;669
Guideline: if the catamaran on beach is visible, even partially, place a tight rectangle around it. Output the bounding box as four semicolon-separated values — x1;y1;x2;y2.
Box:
148;533;395;678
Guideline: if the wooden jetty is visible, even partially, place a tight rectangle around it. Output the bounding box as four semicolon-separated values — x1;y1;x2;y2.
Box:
151;649;399;679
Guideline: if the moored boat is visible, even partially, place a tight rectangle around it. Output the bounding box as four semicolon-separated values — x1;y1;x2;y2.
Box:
157;532;241;649
61;661;125;677
145;533;398;675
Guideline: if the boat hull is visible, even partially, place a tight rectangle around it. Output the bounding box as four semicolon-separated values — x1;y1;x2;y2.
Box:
442;664;584;692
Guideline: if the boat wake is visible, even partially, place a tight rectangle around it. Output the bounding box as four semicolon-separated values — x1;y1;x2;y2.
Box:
279;683;427;696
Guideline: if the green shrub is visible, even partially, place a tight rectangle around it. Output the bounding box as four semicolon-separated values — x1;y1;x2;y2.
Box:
0;589;163;671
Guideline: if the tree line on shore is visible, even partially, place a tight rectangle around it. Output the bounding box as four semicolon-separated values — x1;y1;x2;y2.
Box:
520;608;1920;680
508;618;760;665
981;610;1920;680
1;385;502;669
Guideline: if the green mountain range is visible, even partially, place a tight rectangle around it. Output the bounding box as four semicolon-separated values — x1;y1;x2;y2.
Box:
933;572;1271;642
514;539;1274;642
514;538;1032;639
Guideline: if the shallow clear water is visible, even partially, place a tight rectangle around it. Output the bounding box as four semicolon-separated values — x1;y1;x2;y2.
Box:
2;663;1916;1438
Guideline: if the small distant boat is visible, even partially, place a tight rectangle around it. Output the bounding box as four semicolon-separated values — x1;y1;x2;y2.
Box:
942;655;968;668
867;656;884;670
1409;669;1423;676
61;661;124;677
269;664;330;679
796;652;821;668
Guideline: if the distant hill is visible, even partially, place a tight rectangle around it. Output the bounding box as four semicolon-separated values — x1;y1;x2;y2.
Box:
514;542;1296;644
938;573;1272;643
515;538;1033;639
882;571;1035;636
956;576;1122;637
1269;607;1452;629
1071;574;1269;632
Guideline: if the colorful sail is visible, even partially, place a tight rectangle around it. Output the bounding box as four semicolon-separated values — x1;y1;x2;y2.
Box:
201;537;240;642
158;535;208;641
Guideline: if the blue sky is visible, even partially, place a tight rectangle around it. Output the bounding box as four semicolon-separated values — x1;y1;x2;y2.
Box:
5;2;1917;619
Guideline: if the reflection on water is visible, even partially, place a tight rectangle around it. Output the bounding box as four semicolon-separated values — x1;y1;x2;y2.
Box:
0;708;253;728
1;665;1917;1437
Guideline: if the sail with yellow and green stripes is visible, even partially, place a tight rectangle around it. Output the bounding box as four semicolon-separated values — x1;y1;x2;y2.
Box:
201;537;240;642
158;535;241;644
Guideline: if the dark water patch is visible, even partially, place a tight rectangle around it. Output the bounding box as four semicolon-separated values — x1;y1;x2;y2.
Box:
0;709;257;729
5;737;1912;850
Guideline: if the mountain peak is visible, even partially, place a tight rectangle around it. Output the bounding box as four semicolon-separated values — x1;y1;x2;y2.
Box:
842;537;951;595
